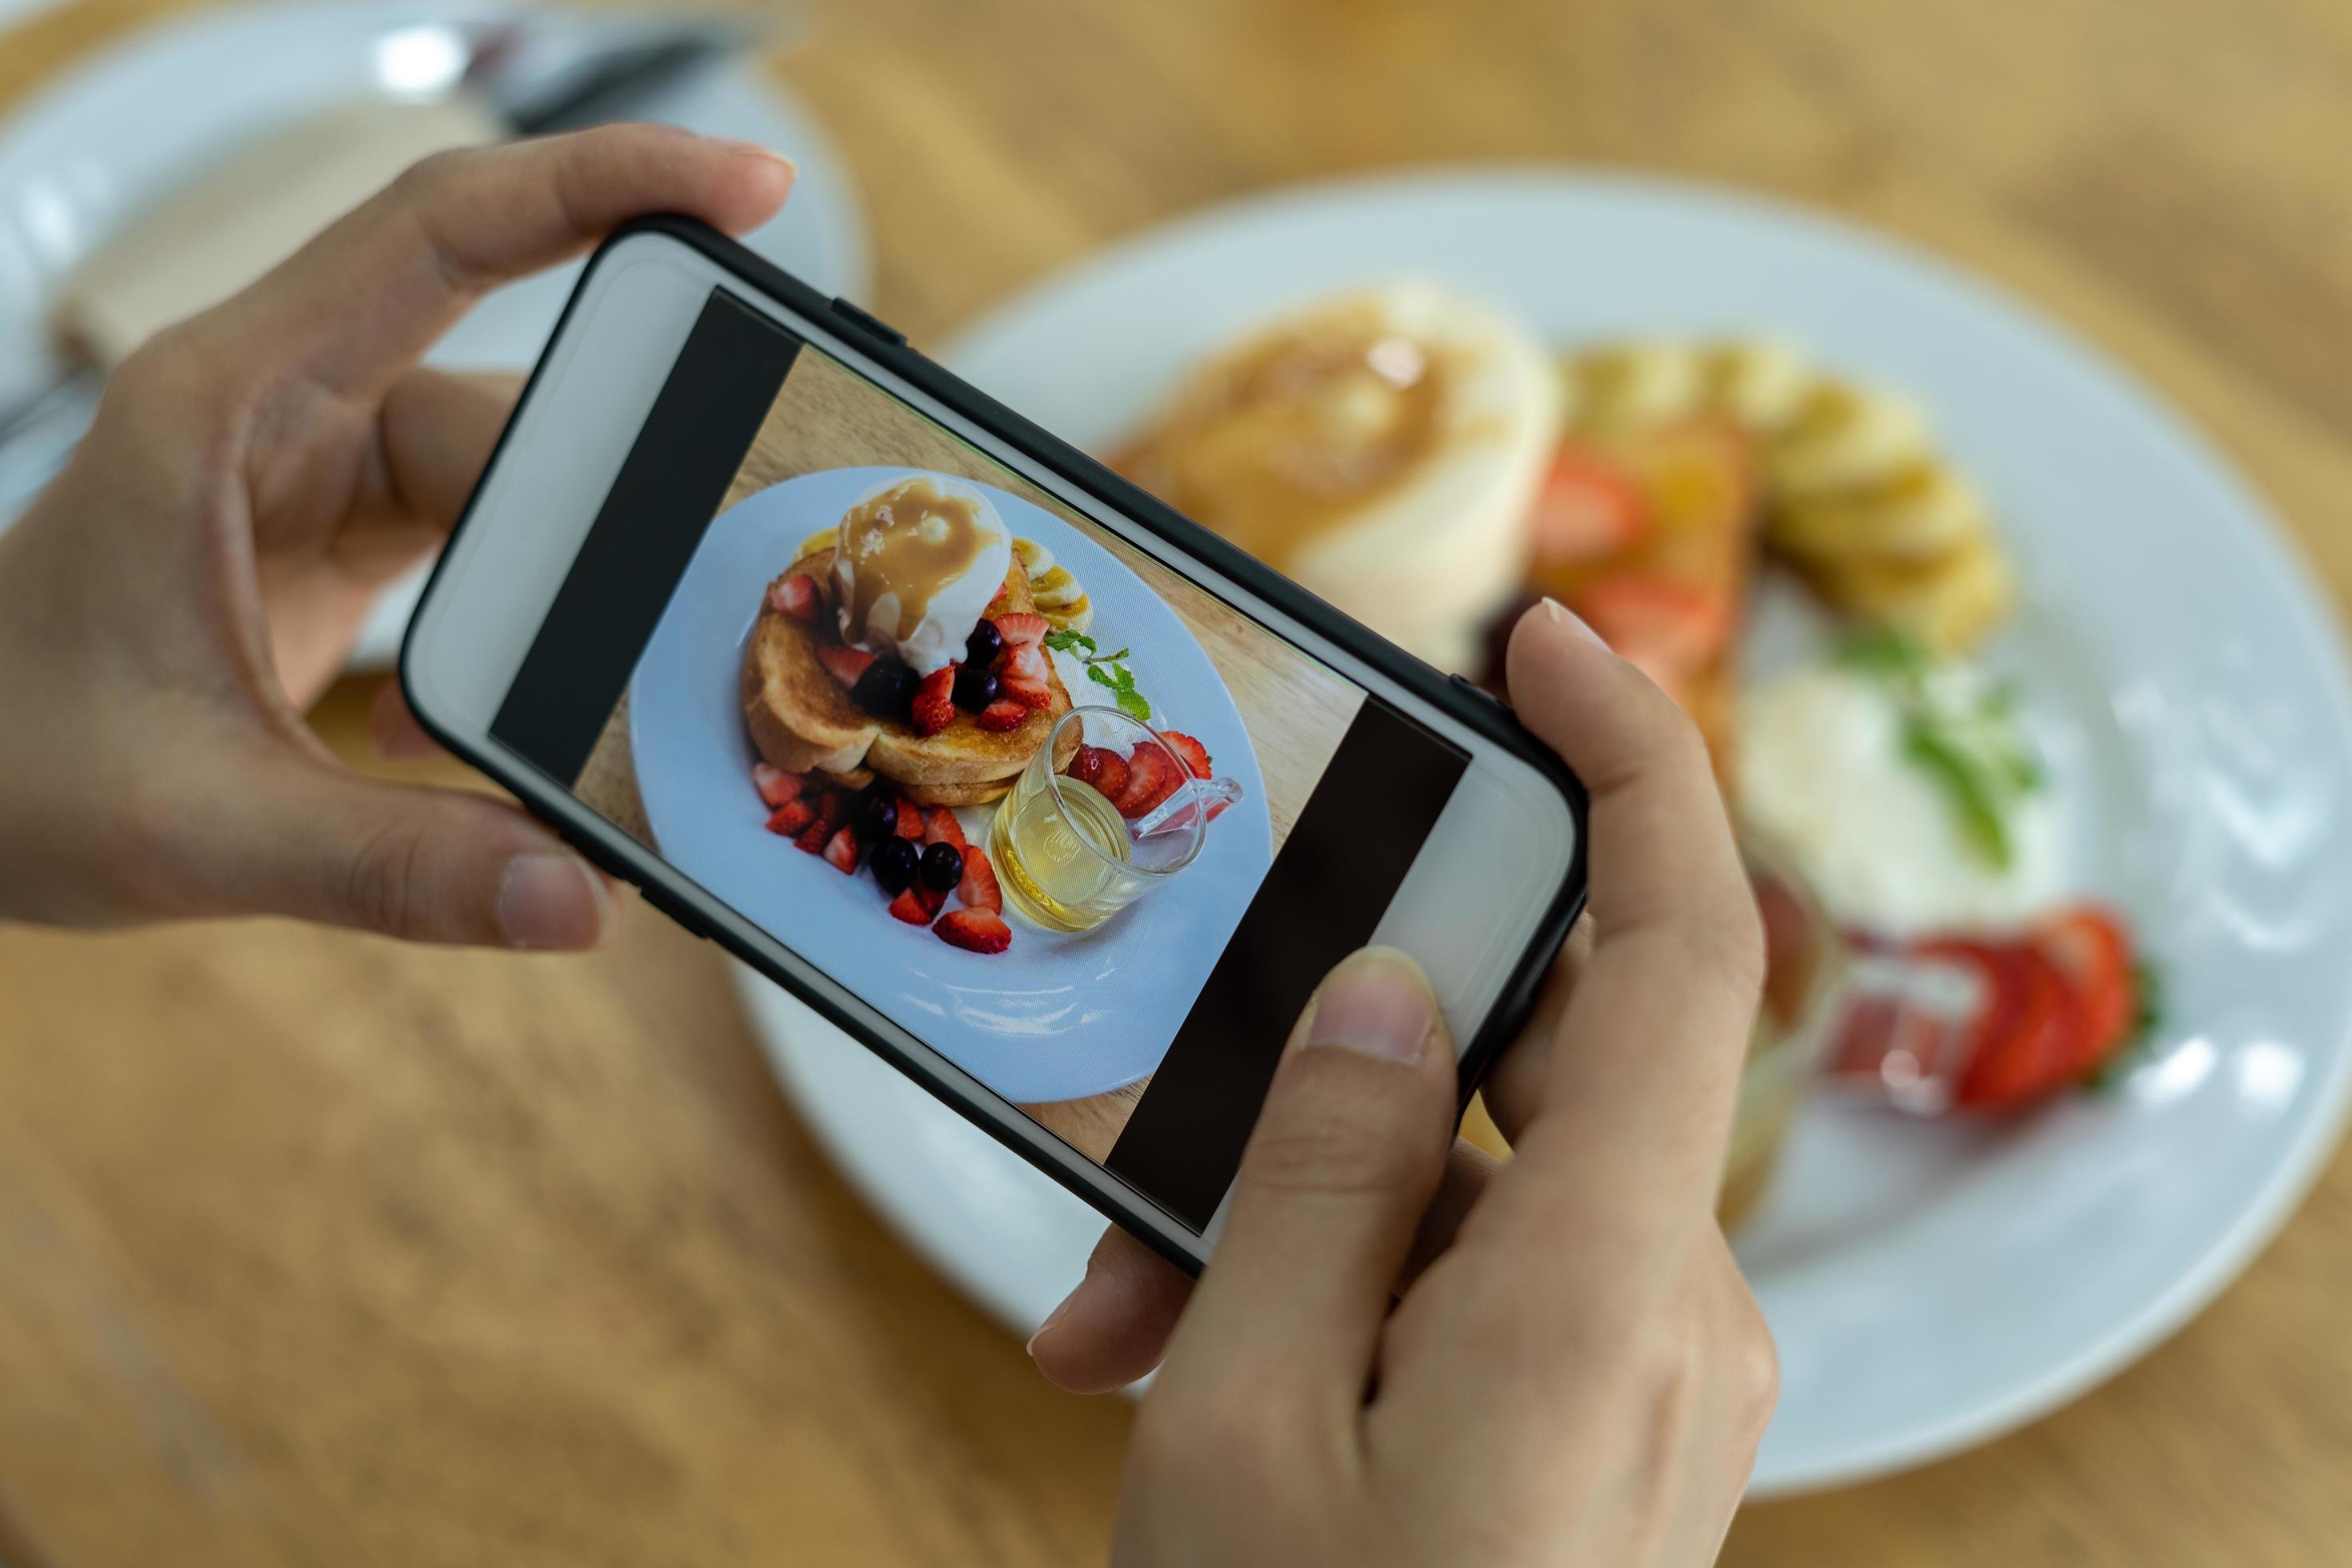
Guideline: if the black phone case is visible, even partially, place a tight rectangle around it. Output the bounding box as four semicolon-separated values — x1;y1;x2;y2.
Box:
402;214;1590;1274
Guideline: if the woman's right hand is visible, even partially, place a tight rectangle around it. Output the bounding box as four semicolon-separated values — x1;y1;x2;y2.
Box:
1078;600;1778;1566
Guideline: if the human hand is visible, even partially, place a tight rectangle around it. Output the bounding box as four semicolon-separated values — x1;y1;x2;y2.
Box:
0;126;791;946
1043;601;1776;1566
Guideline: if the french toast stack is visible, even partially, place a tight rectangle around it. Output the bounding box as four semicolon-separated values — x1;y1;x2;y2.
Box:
744;546;1080;807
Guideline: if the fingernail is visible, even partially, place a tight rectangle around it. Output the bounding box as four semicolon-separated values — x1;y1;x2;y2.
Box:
1305;948;1434;1063
715;137;796;174
497;853;610;950
1540;596;1606;647
1026;1282;1078;1358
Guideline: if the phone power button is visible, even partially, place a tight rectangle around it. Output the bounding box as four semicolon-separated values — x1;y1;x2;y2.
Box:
829;297;907;346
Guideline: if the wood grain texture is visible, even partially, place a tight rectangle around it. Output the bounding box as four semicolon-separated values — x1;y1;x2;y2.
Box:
6;0;2352;1562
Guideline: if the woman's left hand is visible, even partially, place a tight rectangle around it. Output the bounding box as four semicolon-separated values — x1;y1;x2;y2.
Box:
0;126;791;946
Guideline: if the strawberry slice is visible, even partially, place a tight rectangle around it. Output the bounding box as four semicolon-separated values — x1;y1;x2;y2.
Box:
2035;906;2138;1071
977;698;1030;731
1077;746;1129;803
1160;730;1212;779
1951;942;2083;1110
894;798;926;839
765;800;814;837
819;645;875;689
935;908;1012;954
794;790;847;852
1529;448;1648;569
993;611;1049;647
754;762;805;808
923;807;967;850
1570;577;1733;686
958;846;1003;913
1002;644;1050;684
1114;744;1180;817
1002;675;1055;711
887;886;934;926
794;818;833;854
911;665;957;736
767;572;822;623
822;825;862;874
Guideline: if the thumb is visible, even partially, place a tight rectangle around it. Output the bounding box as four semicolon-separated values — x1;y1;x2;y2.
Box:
209;760;617;949
1154;947;1458;1420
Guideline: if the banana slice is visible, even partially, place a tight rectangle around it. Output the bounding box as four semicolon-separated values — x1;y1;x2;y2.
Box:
1768;382;1931;498
1769;458;1990;564
1012;536;1055;581
1702;338;1817;433
1030;564;1085;608
798;526;838;557
1805;530;2013;654
1040;593;1094;635
1565;342;1709;434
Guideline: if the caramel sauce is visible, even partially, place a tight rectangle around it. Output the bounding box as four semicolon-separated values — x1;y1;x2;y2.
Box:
1116;310;1453;568
836;478;997;639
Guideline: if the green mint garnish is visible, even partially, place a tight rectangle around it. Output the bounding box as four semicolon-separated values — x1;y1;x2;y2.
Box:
1050;629;1151;721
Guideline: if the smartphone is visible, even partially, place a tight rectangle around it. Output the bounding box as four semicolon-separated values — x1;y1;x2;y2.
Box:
401;218;1586;1272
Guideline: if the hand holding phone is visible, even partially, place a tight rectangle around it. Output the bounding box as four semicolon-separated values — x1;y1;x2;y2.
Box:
0;126;791;941
1089;607;1775;1566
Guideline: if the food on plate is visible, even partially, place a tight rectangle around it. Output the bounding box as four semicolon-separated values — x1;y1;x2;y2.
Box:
1740;632;2061;934
1719;842;1846;1229
1505;417;1761;778
1828;904;2155;1114
1560;340;2015;653
743;476;1084;807
1114;282;1560;671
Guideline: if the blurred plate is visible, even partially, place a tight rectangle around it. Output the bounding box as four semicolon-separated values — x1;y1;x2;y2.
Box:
742;170;2352;1495
0;0;870;666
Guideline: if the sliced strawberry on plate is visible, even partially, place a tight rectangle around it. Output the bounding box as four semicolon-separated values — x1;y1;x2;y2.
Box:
2034;906;2138;1071
935;907;1012;954
894;798;926;839
1529;447;1649;570
767;572;822;622
924;807;967;850
1002;643;1049;683
818;645;874;689
958;846;1002;913
764;800;814;838
1570;577;1734;688
976;697;1030;731
993;611;1049;647
1946;940;2085;1110
1078;746;1129;803
822;824;862;874
910;665;958;736
753;762;805;808
1114;744;1180;817
886;886;934;926
1003;676;1055;711
1160;730;1212;779
794;817;833;854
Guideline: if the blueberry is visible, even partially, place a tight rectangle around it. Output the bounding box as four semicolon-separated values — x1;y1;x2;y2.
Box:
854;656;917;719
919;841;964;893
869;835;919;895
964;619;1004;666
953;664;1001;711
856;786;900;842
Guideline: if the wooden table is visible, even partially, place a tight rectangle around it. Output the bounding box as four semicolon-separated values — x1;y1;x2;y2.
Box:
6;0;2352;1562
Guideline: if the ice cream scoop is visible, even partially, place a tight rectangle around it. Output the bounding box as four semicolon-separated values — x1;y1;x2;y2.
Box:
833;475;1013;675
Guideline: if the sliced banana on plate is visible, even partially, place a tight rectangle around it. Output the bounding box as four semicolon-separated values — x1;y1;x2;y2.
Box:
1767;382;1932;498
1804;530;2014;654
1013;535;1055;581
1040;594;1094;635
1702;338;1817;433
1030;563;1085;607
1564;342;1710;434
1770;458;1990;563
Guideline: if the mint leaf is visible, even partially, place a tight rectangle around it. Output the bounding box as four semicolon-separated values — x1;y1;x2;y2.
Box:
1045;629;1096;655
1116;687;1151;722
1087;665;1119;691
1901;720;2014;869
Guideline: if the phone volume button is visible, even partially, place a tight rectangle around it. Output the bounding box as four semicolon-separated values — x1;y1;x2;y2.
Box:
829;297;907;346
1447;671;1512;711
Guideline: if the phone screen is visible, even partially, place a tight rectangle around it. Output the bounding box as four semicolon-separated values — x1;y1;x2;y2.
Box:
489;288;1469;1231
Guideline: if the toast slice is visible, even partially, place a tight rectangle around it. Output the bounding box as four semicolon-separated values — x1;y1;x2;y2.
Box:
743;548;1080;806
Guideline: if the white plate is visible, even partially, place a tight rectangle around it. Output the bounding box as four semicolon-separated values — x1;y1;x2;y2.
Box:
0;0;869;666
631;465;1272;1105
742;170;2352;1495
